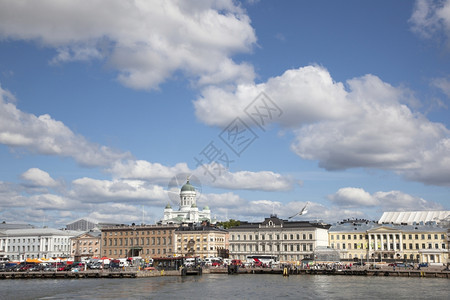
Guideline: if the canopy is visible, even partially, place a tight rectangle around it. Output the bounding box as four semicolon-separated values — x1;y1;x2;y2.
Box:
26;258;42;263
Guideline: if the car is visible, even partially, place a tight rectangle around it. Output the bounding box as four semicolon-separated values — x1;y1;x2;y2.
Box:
353;262;365;266
419;263;428;268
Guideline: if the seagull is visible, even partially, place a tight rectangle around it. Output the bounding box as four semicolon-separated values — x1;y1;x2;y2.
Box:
289;202;309;219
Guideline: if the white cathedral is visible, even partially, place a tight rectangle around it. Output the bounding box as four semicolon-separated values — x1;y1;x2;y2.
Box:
160;179;212;224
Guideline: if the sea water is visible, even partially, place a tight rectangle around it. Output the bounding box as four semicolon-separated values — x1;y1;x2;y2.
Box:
0;274;449;300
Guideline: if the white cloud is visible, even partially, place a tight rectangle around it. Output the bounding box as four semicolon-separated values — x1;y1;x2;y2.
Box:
328;187;377;207
329;187;443;212
108;160;190;182
409;0;450;40
21;168;58;187
194;65;351;127
70;177;167;203
110;159;295;191
431;76;450;98
0;0;257;90
194;65;450;186
0;86;131;167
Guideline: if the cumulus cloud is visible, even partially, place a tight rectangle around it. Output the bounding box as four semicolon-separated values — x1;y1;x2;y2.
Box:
0;85;131;167
21;168;59;187
0;0;257;90
194;65;351;127
328;187;378;208
329;187;443;212
195;65;450;186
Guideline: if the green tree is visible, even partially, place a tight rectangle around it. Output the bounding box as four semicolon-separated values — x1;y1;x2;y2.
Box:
217;219;240;229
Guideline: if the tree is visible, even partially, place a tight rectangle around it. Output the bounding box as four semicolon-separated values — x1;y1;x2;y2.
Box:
217;219;240;229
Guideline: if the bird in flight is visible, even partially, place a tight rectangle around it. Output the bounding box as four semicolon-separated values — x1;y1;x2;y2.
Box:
288;202;309;219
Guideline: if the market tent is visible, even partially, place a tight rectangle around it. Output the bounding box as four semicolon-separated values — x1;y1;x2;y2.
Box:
26;258;42;263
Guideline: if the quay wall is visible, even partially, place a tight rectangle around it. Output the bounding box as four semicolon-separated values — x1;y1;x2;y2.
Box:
1;267;448;279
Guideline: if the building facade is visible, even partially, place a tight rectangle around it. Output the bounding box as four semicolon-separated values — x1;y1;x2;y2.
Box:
161;180;212;224
329;220;448;265
174;223;228;259
0;228;83;261
101;224;178;260
228;215;330;263
70;231;101;261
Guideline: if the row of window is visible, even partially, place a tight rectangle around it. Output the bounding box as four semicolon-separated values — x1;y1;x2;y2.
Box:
177;236;224;242
231;233;314;241
107;230;169;236
73;241;98;246
104;248;172;256
104;237;172;247
1;237;68;244
331;242;446;250
231;243;314;252
5;245;69;252
331;233;446;240
71;247;98;253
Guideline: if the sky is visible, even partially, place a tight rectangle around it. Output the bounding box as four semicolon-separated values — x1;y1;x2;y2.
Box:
0;0;449;228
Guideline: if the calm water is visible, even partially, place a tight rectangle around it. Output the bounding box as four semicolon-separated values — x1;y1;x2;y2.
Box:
1;274;449;300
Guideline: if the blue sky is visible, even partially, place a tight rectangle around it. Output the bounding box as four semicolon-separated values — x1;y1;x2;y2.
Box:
0;0;449;228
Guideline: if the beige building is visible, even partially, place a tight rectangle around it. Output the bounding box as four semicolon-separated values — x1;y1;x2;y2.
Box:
101;224;178;260
174;224;228;259
70;231;101;261
329;220;448;265
228;215;330;263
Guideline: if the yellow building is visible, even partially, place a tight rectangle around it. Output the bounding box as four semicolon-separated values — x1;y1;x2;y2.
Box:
174;224;228;259
329;220;448;265
70;231;101;261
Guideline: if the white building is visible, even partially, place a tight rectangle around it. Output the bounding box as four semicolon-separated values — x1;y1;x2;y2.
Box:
228;215;330;263
0;228;83;261
161;180;212;225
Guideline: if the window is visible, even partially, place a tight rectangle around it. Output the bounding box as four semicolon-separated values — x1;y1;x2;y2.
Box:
331;235;334;240
342;235;345;240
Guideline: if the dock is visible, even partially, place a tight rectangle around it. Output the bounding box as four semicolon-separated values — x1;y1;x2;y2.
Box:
214;267;450;278
1;267;448;279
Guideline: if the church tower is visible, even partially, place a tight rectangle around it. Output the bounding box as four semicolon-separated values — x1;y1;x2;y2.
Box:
180;179;196;211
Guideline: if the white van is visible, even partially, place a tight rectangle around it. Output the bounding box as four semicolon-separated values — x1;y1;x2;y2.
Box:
205;257;223;266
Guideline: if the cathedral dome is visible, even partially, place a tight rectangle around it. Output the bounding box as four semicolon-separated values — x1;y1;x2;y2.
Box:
181;180;196;192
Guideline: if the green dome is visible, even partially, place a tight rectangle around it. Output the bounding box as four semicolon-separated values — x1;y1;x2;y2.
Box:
165;203;172;209
181;180;195;192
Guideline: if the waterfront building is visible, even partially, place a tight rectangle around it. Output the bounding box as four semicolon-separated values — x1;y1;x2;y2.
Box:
174;223;228;259
70;230;101;261
160;180;212;225
100;224;178;260
227;215;330;263
329;220;448;265
0;228;83;261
